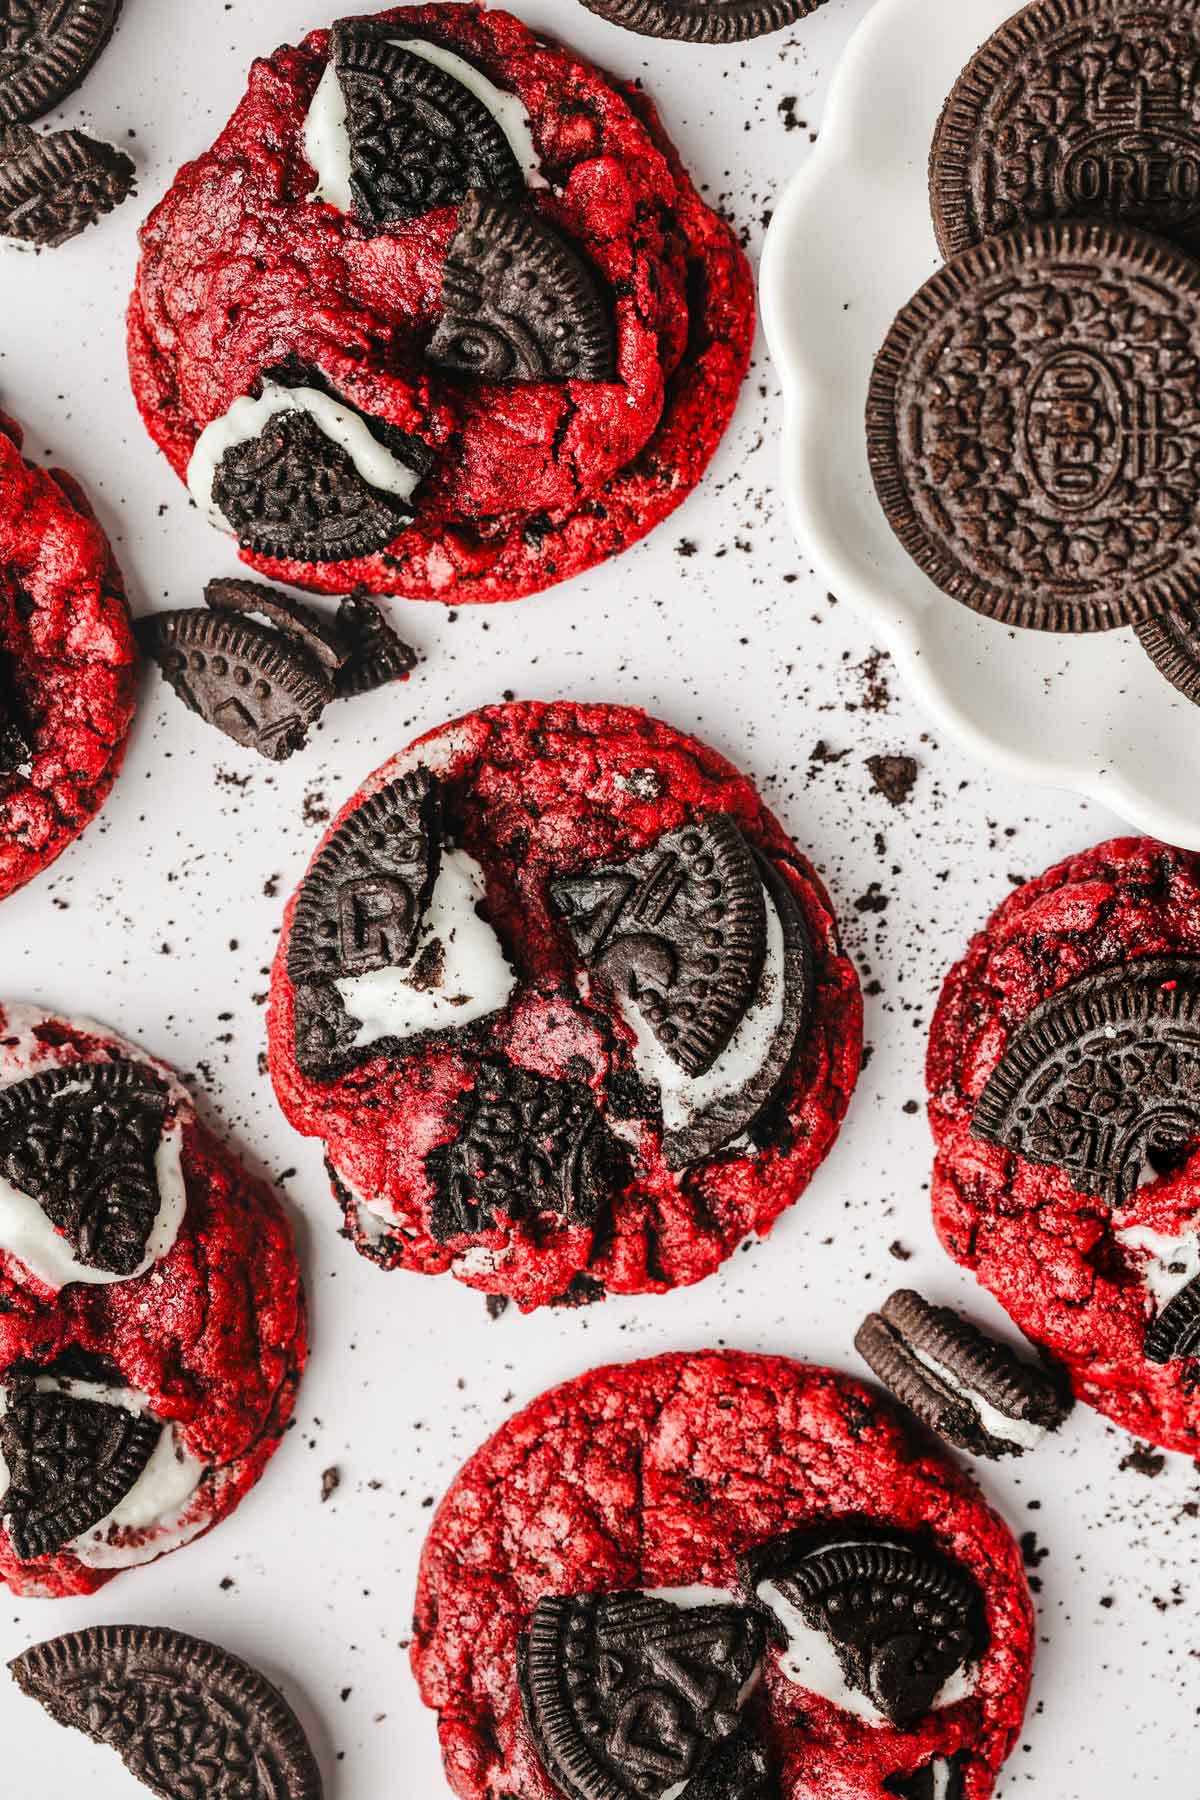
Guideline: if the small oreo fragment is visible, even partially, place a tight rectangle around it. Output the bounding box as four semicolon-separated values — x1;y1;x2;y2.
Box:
332;591;417;697
140;609;332;762
930;0;1200;260
971;955;1200;1202
10;1624;323;1799
429;191;616;384
205;575;349;675
0;1061;169;1277
0;0;122;124
855;1289;1068;1459
1;1382;162;1561
519;1590;764;1800
1135;603;1200;707
0;123;134;247
1144;1272;1200;1365
866;219;1200;632
332;24;524;231
578;0;818;45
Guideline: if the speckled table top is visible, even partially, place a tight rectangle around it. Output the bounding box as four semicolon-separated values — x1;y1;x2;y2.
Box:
0;1;1189;1794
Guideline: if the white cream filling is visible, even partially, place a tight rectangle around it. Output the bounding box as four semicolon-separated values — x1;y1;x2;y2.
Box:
304;36;545;215
1115;1223;1200;1309
336;849;516;1048
908;1343;1047;1453
0;1116;185;1293
186;380;423;532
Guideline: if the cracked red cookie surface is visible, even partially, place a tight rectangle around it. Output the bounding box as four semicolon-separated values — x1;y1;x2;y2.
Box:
0;414;136;904
0;1004;307;1598
412;1350;1034;1800
929;835;1200;1456
267;701;861;1311
127;4;754;605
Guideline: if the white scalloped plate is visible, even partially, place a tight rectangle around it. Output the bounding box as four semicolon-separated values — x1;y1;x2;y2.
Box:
761;0;1200;848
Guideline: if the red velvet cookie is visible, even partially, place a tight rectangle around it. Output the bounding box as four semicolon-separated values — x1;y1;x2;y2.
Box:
0;413;136;904
267;701;861;1311
0;1003;307;1598
929;836;1200;1456
412;1350;1035;1800
127;4;754;606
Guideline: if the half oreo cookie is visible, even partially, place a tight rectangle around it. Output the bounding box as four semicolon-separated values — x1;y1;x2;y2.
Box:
1;1381;162;1562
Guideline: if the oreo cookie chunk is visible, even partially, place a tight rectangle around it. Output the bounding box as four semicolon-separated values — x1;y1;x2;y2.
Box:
140;609;332;762
0;124;134;247
429;192;616;383
0;0;122;124
866;219;1200;632
579;0;820;44
1136;602;1200;707
11;1625;322;1798
930;0;1200;260
331;591;417;697
0;657;31;777
414;1352;1033;1800
856;1290;1069;1459
205;575;350;675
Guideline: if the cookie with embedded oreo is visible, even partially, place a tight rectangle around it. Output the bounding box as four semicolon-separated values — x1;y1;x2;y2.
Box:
128;4;754;605
867;219;1200;633
0;413;136;904
413;1351;1034;1800
267;700;861;1311
0;1003;306;1598
579;0;820;42
929;835;1200;1456
930;0;1200;260
0;1;123;124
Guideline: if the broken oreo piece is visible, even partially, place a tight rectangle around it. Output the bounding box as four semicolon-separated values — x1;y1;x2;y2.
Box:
332;592;417;697
429;191;616;384
578;0;817;44
971;955;1200;1203
855;1289;1068;1459
205;576;349;675
333;24;524;231
1144;1271;1200;1365
0;1061;169;1277
1135;603;1200;708
0;123;134;248
519;1591;764;1800
424;1059;630;1242
140;609;332;762
10;1624;323;1799
0;659;31;776
0;0;123;124
1;1383;162;1562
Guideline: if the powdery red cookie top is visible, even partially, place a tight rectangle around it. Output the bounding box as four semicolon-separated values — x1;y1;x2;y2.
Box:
0;414;136;904
267;701;862;1312
127;4;754;605
929;835;1200;1456
0;1004;307;1598
412;1350;1034;1800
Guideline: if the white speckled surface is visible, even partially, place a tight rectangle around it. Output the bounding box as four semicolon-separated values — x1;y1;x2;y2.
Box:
0;1;1190;1793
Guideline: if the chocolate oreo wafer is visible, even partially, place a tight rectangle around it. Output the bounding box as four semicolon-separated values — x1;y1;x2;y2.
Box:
578;0;820;44
332;592;417;697
205;576;349;675
1136;602;1200;707
10;1624;322;1798
856;1290;1068;1458
867;219;1200;632
0;0;122;124
0;124;134;248
931;0;1200;260
140;609;332;762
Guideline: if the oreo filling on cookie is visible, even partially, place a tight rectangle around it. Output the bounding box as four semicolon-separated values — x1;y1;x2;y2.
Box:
0;0;122;124
971;955;1200;1203
578;0;819;46
0;1380;162;1562
551;819;813;1168
429;191;616;384
0;1062;169;1279
140;609;333;763
1144;1271;1200;1365
855;1289;1068;1459
519;1590;765;1800
0;123;134;248
10;1624;323;1799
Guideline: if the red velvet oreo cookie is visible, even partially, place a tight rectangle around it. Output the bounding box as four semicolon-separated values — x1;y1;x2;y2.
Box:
267;701;862;1311
929;835;1200;1456
412;1351;1034;1800
127;4;754;606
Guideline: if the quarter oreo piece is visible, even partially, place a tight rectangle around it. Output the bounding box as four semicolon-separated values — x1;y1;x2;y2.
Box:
929;837;1200;1455
0;123;134;247
578;0;819;44
0;0;122;124
331;592;417;697
10;1624;322;1799
429;191;616;383
867;219;1200;632
140;608;332;762
413;1352;1034;1800
930;0;1200;260
1135;602;1200;706
268;701;861;1311
855;1289;1069;1460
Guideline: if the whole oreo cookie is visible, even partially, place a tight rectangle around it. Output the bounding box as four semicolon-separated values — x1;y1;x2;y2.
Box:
931;0;1200;260
867;219;1200;632
579;0;819;43
0;0;122;124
